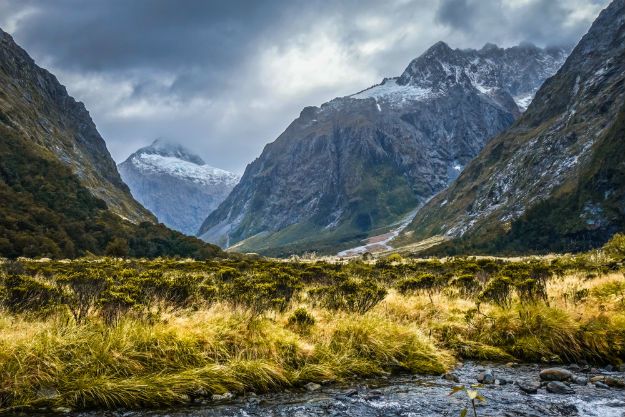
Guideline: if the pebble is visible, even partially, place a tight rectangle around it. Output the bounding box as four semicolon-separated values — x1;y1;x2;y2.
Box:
443;372;460;383
305;382;322;392
477;370;495;384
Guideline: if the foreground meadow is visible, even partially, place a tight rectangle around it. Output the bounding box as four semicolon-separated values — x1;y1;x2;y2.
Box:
0;236;624;413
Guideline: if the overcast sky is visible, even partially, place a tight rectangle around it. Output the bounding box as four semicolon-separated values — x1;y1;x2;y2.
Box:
0;0;609;173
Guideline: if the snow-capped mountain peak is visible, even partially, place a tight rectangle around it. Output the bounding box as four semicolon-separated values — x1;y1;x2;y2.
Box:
118;140;240;235
350;42;569;112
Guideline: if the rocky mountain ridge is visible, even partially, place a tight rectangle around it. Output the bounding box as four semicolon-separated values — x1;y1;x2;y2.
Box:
198;41;568;255
398;0;625;254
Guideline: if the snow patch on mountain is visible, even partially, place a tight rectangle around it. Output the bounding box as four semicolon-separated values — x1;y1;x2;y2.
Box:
132;153;239;186
351;78;438;104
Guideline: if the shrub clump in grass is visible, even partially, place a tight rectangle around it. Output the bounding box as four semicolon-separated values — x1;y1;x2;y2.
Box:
309;277;386;314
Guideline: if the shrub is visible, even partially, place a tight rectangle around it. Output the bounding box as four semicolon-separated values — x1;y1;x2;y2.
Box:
1;274;61;314
396;273;441;302
287;307;316;333
57;271;108;323
451;274;482;298
223;272;301;316
479;276;513;308
309;278;387;314
604;233;625;261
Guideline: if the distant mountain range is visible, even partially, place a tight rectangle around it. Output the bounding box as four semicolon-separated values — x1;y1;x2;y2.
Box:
396;0;625;255
119;139;239;235
198;40;568;255
0;28;221;259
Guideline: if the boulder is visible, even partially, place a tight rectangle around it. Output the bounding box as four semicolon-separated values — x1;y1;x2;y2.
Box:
539;368;573;381
517;381;540;394
546;381;574;395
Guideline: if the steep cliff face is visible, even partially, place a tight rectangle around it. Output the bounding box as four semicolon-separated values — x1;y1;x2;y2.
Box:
199;42;568;255
0;28;221;259
0;28;152;223
119;140;239;235
399;0;625;254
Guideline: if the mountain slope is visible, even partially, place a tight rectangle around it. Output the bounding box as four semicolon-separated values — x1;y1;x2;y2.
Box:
0;28;151;223
199;42;568;255
0;28;221;259
119;139;239;235
398;0;625;254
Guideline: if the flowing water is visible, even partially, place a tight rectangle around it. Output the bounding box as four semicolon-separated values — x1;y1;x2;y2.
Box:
79;363;625;417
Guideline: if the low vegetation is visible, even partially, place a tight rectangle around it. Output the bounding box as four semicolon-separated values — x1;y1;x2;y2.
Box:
0;234;624;412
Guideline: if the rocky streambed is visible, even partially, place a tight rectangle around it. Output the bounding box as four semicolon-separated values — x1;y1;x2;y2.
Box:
79;363;624;417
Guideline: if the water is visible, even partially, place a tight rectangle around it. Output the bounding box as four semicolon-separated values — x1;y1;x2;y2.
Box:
80;363;625;417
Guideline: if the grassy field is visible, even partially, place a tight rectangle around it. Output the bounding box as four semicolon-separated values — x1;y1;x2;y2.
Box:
0;235;624;413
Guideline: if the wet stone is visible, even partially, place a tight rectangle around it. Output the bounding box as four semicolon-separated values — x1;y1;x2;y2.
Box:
477;370;495;384
517;380;540;394
442;372;460;383
539;368;573;381
595;381;610;389
546;381;574;395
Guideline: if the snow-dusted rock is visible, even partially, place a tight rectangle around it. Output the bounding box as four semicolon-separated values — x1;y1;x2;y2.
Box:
119;139;239;235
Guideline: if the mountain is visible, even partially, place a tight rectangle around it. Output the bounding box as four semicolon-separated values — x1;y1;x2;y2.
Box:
0;28;221;259
397;0;625;255
198;42;568;255
119;139;239;235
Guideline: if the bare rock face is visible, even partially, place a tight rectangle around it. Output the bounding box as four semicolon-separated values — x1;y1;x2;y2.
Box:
119;139;239;235
400;0;625;255
0;28;152;223
198;42;567;255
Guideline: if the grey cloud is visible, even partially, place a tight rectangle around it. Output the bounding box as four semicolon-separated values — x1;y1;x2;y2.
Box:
0;0;610;173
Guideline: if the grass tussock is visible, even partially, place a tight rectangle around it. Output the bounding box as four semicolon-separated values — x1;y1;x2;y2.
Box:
0;235;624;412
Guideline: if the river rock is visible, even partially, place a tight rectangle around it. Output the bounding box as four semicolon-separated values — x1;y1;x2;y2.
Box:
212;392;234;401
443;372;460;383
604;377;625;388
517;381;539;394
571;376;588;385
305;382;322;392
604;365;614;372
546;381;574;394
594;381;610;389
477;370;495;384
539;368;573;381
619;364;625;372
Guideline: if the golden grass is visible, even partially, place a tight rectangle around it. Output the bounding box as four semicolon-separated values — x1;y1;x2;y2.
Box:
0;270;623;412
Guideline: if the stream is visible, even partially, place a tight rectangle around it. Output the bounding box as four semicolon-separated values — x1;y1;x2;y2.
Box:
79;363;625;417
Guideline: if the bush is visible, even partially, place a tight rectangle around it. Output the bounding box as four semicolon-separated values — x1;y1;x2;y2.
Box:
223;272;301;316
451;274;481;298
1;274;61;314
287;307;316;332
309;278;387;314
396;273;441;302
479;276;513;308
604;233;625;261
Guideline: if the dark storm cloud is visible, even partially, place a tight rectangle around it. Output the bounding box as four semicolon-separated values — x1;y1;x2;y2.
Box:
436;0;476;31
0;0;610;172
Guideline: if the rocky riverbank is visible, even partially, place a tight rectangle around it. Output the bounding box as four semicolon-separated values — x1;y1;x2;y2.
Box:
75;363;625;417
